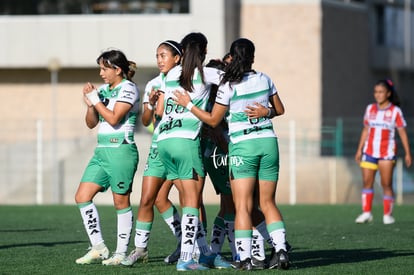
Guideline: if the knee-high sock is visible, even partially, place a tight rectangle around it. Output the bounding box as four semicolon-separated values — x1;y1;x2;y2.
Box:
255;220;272;245
251;229;265;259
160;205;181;241
210;216;226;254
195;220;212;255
267;221;287;252
235;229;252;261
78;201;104;247
180;207;199;262
362;188;374;212
134;220;152;249
383;195;394;215
116;207;133;254
224;214;236;260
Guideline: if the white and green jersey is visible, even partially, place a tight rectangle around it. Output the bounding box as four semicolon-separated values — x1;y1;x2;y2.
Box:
142;73;164;104
143;74;165;149
96;79;140;147
157;65;222;141
216;71;277;144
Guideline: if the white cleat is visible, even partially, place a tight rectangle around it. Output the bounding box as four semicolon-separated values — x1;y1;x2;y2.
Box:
76;245;109;264
383;215;395;225
102;253;126;265
120;247;148;266
355;212;373;224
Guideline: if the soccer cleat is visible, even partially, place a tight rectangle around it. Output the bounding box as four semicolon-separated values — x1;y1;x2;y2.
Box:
176;258;209;271
120;247;148;266
251;255;265;270
199;253;231;269
383;215;395;225
231;258;253;271
355;212;373;223
269;240;293;262
75;245;109;264
102;253;126;266
268;249;290;270
277;250;290;269
198;253;214;267
213;254;232;269
164;243;181;264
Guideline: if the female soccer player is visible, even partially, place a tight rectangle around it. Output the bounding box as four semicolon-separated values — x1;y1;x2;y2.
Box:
174;38;290;270
355;79;411;225
74;49;140;265
157;32;230;271
121;40;183;266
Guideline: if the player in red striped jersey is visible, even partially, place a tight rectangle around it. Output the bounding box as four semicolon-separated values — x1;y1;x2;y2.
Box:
355;79;412;225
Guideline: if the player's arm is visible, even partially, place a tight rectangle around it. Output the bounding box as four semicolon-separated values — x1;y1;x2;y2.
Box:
154;91;164;120
82;82;99;128
270;93;285;116
85;105;98;129
245;102;277;119
93;101;132;126
397;127;412;167
355;126;369;163
142;88;160;126
84;84;134;126
86;93;133;127
245;93;285;119
173;90;227;127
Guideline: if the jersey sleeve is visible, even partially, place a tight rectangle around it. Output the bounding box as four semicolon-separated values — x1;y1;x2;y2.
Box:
215;82;231;106
143;75;163;104
363;105;371;126
142;82;152;104
204;67;223;85
118;81;139;105
262;72;278;96
394;106;407;128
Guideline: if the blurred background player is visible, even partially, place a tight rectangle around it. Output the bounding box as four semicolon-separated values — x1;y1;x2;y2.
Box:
354;79;411;225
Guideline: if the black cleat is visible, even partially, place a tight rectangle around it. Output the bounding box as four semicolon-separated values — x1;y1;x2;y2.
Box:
251;256;265;270
231;258;253;271
268;249;290;270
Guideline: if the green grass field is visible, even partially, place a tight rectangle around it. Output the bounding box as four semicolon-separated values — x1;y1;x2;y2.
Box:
0;204;413;274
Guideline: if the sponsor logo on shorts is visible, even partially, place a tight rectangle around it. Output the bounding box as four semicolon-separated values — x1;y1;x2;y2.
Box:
230;155;244;167
211;147;228;169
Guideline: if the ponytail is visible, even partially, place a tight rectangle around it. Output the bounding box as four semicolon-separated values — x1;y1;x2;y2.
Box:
179;32;208;92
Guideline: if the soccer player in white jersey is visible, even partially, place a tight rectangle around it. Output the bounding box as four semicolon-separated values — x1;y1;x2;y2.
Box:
74;49;140;265
157;32;230;271
121;40;183;266
174;38;290;270
355;79;411;224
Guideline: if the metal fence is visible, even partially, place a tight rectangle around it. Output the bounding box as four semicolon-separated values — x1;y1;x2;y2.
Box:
1;117;413;205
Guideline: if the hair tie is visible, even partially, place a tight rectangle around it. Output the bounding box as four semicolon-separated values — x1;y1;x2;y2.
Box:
162;41;182;56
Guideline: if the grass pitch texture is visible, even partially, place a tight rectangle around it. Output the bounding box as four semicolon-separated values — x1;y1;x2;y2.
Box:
0;204;413;274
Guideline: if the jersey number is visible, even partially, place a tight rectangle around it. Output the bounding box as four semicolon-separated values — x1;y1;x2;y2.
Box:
165;97;185;115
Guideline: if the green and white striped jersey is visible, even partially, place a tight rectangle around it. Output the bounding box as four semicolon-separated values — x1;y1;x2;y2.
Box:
157;65;222;141
216;71;277;144
142;73;164;104
96;79;140;147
